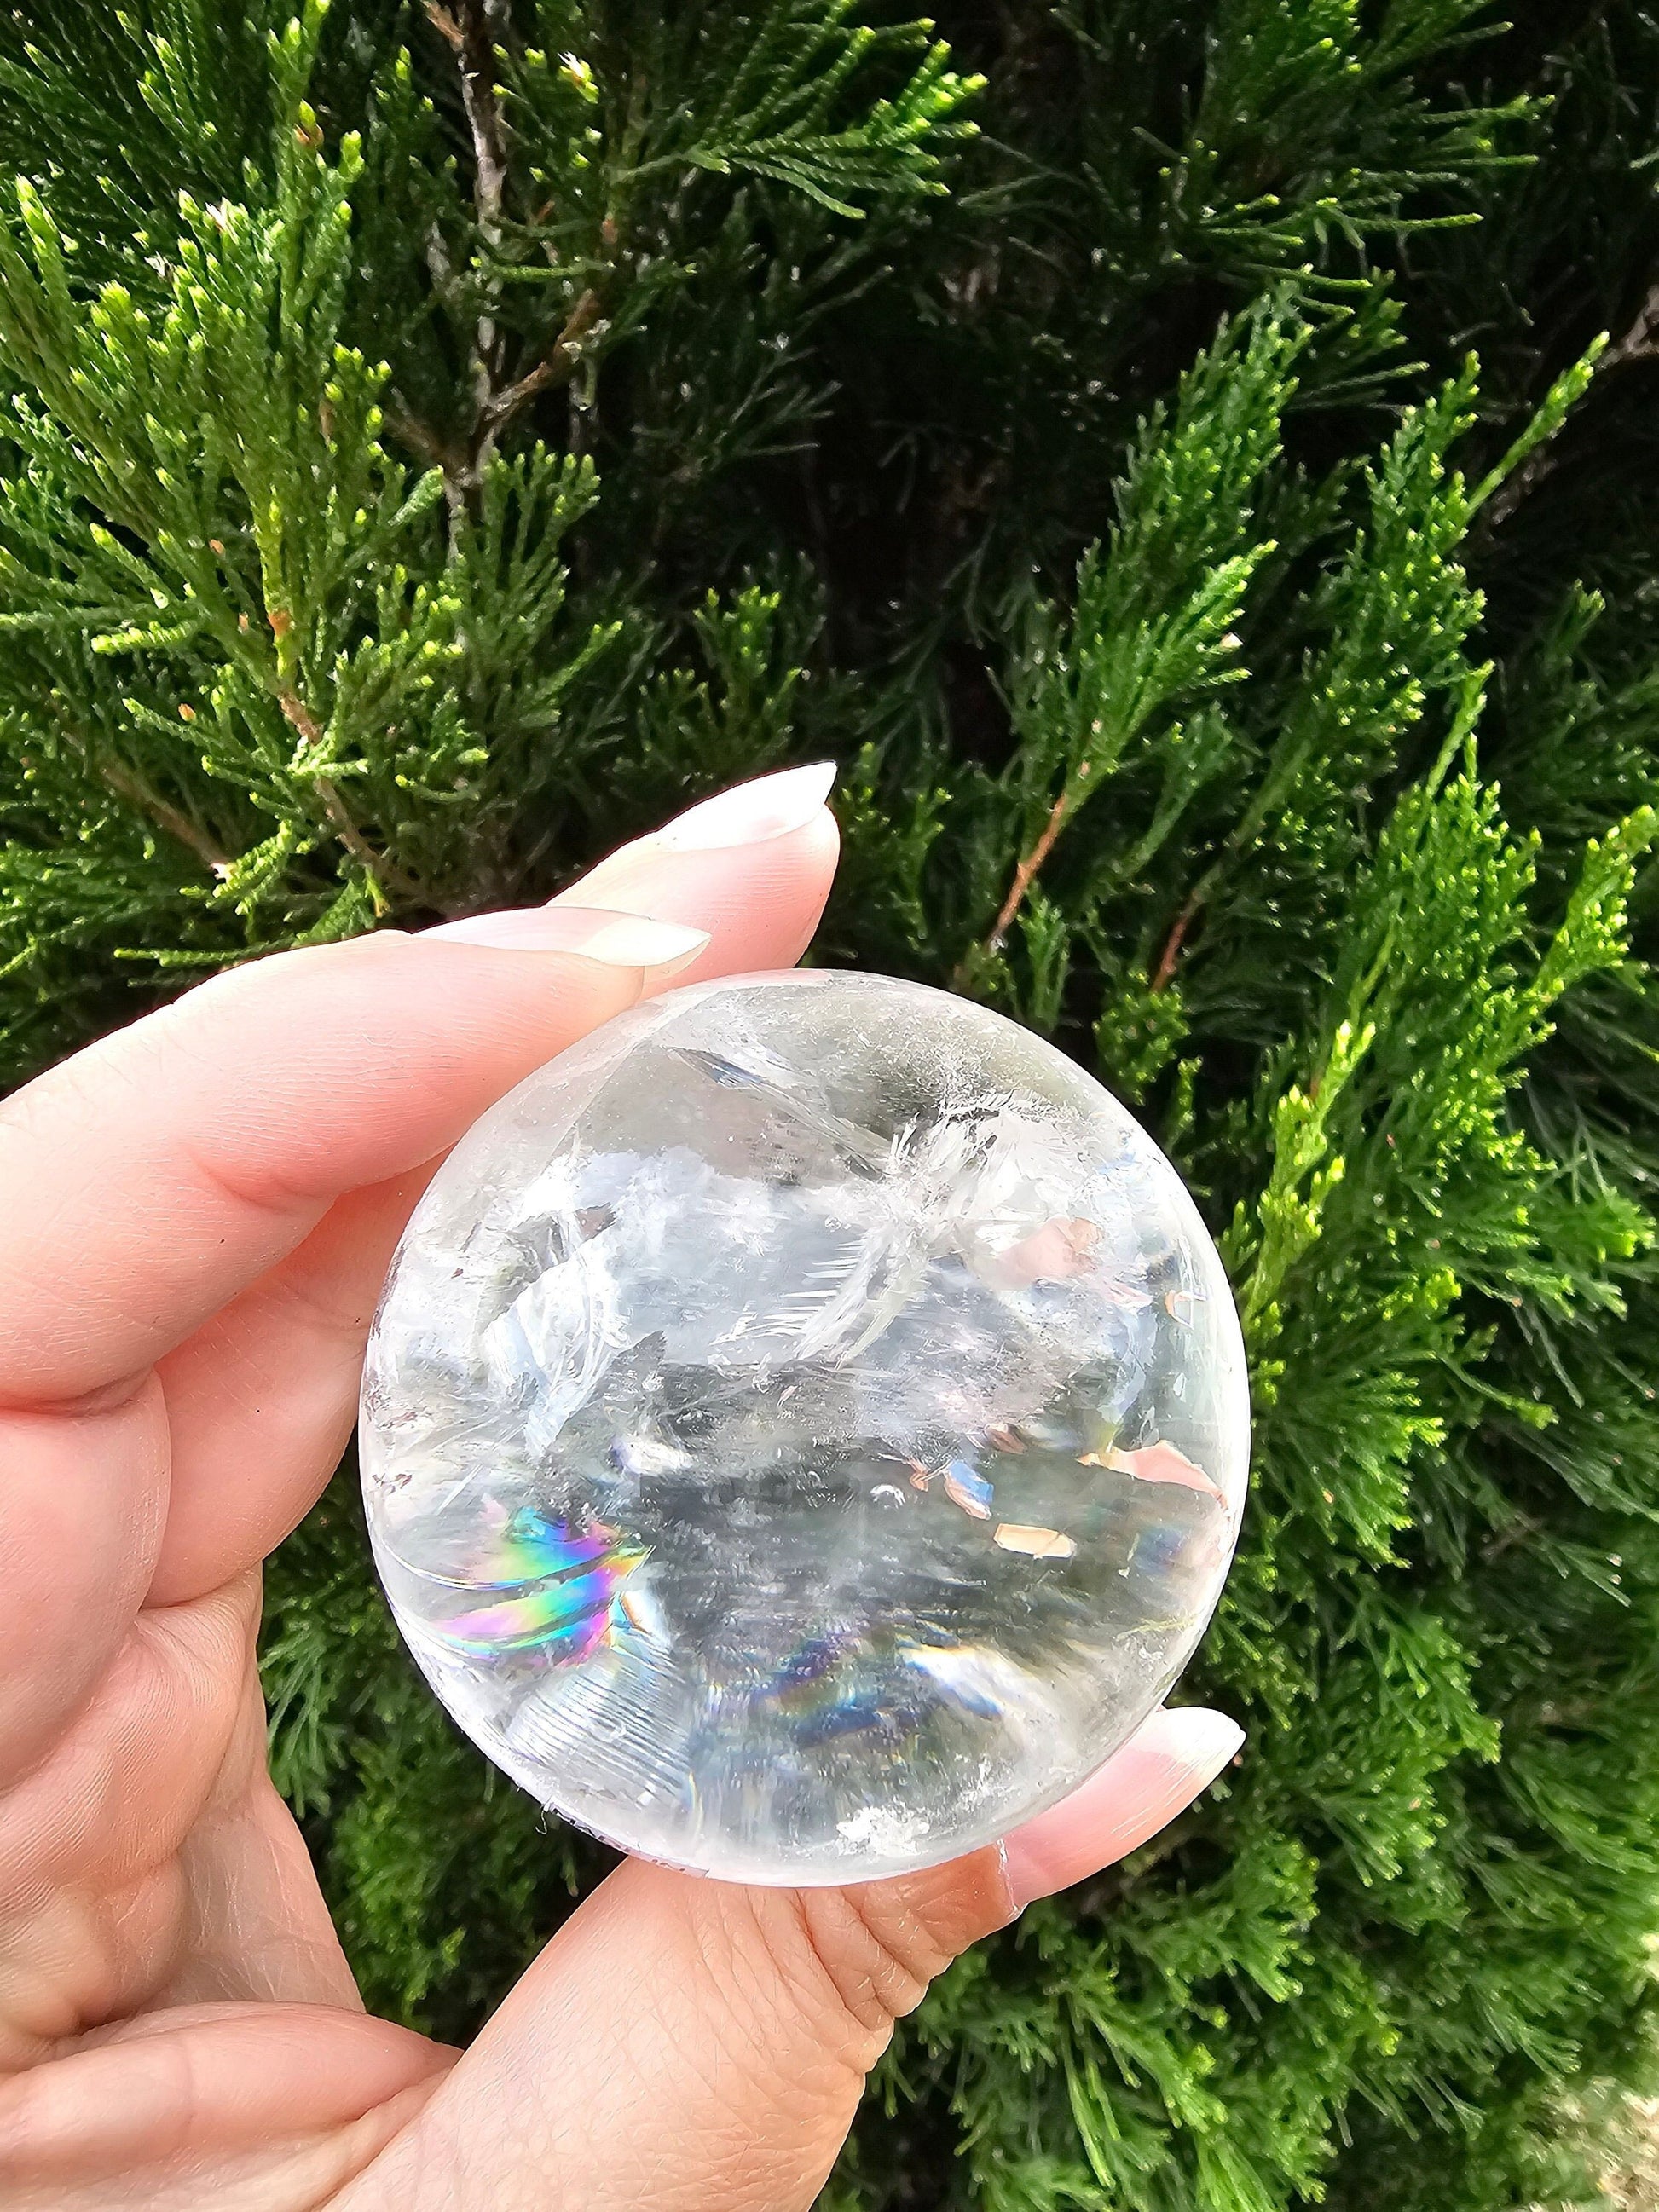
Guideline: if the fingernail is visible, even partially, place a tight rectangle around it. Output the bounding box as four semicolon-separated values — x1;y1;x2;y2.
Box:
654;762;837;852
421;904;712;974
1000;1708;1244;1912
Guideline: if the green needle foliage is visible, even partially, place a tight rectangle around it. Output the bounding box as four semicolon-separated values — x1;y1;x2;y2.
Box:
4;2;1659;2204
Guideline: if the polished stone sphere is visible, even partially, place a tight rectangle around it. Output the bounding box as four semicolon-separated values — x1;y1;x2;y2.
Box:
361;972;1249;1884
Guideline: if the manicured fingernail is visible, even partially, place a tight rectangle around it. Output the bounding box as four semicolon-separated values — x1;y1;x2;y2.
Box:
421;904;711;974
654;762;837;852
1000;1707;1244;1912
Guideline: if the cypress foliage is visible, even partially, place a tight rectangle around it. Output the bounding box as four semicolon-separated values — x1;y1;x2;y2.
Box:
3;3;1659;2204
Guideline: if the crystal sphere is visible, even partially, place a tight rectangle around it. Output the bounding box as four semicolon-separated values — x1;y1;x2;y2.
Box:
361;972;1249;1884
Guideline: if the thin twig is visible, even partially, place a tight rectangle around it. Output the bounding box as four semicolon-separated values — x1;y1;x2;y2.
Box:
278;690;424;904
98;756;232;878
988;790;1069;952
426;0;509;257
55;712;232;877
463;0;512;240
955;783;1070;982
418;0;616;541
955;788;1071;990
1602;279;1659;373
1483;279;1659;530
447;0;512;404
476;287;603;439
384;398;465;478
1151;887;1201;993
423;221;465;315
425;0;607;505
1481;1510;1543;1565
276;690;326;746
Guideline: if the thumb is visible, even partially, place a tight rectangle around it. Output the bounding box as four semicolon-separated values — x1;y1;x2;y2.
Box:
337;1706;1242;2212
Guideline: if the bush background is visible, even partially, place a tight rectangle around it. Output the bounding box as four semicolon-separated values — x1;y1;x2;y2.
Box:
3;3;1659;2204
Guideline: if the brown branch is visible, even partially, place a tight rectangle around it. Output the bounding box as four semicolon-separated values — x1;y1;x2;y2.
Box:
1151;887;1201;993
989;791;1069;950
951;788;1070;991
277;689;324;746
424;1;609;511
1602;278;1659;373
476;287;603;439
54;711;232;878
384;398;465;480
427;0;511;256
1148;836;1238;996
278;690;424;905
459;1;512;242
1483;279;1659;531
98;756;232;879
446;0;512;413
423;221;464;315
314;788;422;904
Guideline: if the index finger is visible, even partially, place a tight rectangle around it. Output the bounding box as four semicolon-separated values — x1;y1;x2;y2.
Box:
0;765;840;1410
0;932;665;1407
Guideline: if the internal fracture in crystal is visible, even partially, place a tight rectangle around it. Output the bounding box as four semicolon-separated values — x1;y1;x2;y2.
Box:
361;973;1250;1884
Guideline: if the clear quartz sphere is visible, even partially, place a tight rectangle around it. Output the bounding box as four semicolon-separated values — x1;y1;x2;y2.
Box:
361;972;1250;1885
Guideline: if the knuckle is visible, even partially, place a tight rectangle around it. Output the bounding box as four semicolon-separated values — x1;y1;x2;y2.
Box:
761;1848;1014;2058
790;1889;932;2039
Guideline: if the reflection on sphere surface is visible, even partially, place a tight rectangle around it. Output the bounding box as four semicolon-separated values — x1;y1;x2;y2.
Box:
361;973;1250;1883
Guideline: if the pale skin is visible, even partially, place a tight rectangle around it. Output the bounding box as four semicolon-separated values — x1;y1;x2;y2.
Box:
0;767;1245;2212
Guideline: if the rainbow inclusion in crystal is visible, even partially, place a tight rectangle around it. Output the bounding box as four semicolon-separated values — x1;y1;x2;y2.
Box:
423;1505;648;1662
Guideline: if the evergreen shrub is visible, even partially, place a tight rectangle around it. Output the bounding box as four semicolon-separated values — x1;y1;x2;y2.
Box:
3;4;1659;2204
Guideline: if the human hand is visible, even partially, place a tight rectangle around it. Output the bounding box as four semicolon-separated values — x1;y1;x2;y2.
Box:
0;766;1244;2212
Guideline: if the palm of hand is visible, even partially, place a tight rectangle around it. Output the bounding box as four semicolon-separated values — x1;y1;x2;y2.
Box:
0;778;1240;2212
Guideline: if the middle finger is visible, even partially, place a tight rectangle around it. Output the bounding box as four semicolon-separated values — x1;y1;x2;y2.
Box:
147;788;841;1606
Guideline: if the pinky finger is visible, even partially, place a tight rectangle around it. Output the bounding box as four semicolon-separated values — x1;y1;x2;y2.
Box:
332;1707;1244;2212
